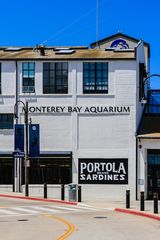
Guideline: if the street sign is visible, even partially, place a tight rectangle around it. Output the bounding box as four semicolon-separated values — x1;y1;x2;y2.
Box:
13;149;25;158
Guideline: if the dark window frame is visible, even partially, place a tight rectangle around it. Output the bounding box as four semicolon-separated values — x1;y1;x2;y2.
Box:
139;63;147;101
43;62;68;94
22;157;72;184
83;62;108;94
145;90;160;114
0;114;14;129
0;157;13;184
22;62;35;93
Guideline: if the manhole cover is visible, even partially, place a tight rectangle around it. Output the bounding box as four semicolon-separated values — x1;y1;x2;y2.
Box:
18;219;29;222
94;217;107;219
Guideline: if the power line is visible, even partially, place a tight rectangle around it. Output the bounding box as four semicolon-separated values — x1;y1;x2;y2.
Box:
40;0;108;46
46;21;95;44
46;16;109;47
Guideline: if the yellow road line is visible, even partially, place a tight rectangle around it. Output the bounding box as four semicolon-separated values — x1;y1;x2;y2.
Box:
45;214;75;240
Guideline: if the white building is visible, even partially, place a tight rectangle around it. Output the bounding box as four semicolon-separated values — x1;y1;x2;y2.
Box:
1;33;156;201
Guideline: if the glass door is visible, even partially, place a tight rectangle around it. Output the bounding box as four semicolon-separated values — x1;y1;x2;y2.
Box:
147;150;160;199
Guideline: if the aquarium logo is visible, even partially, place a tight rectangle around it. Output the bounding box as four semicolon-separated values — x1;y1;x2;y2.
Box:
110;39;129;49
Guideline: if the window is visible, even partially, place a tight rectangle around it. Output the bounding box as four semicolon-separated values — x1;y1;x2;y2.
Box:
0;157;13;184
22;62;35;93
145;90;160;114
0;114;13;129
0;63;1;94
83;62;108;94
139;63;147;101
43;62;68;94
22;157;72;184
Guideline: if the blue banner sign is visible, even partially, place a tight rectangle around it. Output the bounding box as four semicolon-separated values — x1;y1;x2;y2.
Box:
14;124;24;152
29;124;40;157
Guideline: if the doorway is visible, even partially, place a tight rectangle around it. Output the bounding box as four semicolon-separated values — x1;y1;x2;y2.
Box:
147;149;160;199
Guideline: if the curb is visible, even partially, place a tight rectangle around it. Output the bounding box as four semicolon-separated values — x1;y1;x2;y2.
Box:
115;208;160;221
0;194;78;206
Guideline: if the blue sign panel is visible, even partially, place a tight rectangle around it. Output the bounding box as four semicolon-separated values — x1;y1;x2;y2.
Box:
110;39;129;49
14;124;24;152
29;124;40;157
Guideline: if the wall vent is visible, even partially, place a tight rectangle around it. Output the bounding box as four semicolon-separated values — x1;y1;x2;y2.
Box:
55;49;76;54
4;47;22;51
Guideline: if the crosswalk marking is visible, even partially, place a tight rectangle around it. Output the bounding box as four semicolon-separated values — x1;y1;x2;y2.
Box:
12;207;40;214
29;206;60;213
0;204;98;217
0;209;19;215
75;205;97;211
51;206;79;211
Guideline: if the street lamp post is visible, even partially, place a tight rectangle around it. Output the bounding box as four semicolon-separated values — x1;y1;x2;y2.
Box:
141;74;160;104
14;100;29;197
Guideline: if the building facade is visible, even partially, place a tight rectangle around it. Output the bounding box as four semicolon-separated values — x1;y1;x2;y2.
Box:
0;33;153;200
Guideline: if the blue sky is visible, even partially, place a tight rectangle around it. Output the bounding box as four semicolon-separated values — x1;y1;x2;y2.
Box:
1;0;160;88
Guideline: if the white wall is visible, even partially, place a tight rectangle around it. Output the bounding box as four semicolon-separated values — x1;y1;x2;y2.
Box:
0;58;142;200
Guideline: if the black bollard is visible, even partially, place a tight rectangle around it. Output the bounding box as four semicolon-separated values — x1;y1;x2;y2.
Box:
61;184;65;201
140;191;145;211
153;192;158;214
126;190;130;208
78;185;82;202
44;183;47;199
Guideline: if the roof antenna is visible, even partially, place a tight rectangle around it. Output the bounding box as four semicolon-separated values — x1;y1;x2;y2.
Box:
33;44;45;56
96;0;99;48
118;29;123;33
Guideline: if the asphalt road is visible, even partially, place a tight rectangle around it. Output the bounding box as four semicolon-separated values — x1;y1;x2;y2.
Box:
0;197;160;240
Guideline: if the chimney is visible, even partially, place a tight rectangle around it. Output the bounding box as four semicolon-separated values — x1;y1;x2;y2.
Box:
36;44;45;56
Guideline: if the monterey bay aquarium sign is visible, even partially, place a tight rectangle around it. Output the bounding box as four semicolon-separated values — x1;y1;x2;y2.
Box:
79;159;128;184
27;105;131;114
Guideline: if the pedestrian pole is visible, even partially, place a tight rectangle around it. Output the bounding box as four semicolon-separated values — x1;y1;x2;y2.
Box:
78;186;82;202
140;191;145;211
61;184;65;201
126;190;130;208
153;192;158;214
44;183;47;199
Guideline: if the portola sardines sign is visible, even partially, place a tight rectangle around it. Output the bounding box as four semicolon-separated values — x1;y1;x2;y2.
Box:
79;159;128;184
27;105;130;114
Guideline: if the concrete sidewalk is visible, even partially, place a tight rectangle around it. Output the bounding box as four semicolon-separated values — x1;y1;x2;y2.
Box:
84;199;160;221
0;190;77;205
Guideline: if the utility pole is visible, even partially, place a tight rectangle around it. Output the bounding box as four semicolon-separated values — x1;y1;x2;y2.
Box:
96;0;99;48
14;100;30;196
24;101;29;197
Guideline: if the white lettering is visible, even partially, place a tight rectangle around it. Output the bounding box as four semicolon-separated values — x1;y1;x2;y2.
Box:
80;163;87;174
94;162;100;172
87;163;94;173
80;174;85;180
99;175;104;180
114;174;119;180
119;163;126;174
120;174;125;180
92;175;98;180
106;163;112;172
86;174;92;180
